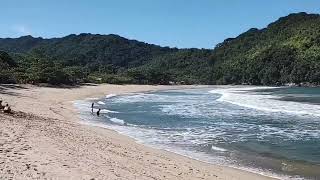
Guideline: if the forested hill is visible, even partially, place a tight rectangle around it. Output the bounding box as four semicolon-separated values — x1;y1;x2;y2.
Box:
0;33;212;84
211;12;320;85
0;34;178;68
0;12;320;85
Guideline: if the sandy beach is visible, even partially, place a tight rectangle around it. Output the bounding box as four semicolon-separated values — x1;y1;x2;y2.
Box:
0;84;276;180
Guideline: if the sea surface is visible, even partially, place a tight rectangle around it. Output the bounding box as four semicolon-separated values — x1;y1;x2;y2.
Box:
74;86;320;179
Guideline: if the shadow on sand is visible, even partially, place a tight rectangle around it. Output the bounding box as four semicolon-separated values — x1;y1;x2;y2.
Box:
0;84;28;97
37;83;99;89
0;83;100;96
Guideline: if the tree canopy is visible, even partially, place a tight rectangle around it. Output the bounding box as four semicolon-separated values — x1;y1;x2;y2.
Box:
0;12;319;86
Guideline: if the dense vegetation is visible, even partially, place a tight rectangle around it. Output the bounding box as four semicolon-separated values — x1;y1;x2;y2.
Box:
0;12;319;85
211;12;320;85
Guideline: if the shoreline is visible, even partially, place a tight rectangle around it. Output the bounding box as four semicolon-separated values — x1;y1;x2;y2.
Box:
79;118;282;180
0;84;276;179
75;87;284;180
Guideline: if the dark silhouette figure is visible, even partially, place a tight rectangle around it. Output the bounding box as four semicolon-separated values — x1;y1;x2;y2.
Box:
97;109;101;116
0;100;3;109
91;102;94;113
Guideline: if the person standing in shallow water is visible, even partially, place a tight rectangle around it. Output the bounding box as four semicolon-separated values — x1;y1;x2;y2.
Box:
0;99;3;109
91;102;94;113
97;109;101;116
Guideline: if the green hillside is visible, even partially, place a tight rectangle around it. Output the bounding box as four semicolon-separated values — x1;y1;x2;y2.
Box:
211;12;320;85
0;12;319;85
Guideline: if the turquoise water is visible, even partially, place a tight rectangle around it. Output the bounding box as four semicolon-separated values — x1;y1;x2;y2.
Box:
75;86;320;179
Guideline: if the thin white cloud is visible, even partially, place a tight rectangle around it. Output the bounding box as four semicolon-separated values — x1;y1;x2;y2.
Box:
12;25;32;36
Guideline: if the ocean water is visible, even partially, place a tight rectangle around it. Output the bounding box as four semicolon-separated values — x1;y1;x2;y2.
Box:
74;86;320;179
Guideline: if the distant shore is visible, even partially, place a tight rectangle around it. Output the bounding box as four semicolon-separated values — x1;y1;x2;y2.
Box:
0;84;276;179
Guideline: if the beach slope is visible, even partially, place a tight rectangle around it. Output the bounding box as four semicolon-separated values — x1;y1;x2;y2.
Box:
0;84;275;180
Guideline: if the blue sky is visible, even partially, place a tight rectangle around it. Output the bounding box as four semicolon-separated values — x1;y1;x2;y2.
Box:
0;0;319;48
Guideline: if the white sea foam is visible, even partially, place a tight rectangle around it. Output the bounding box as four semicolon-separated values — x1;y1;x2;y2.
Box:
73;100;91;110
74;89;316;180
100;109;118;113
211;145;227;152
97;101;106;105
112;93;192;104
74;100;118;114
160;103;204;118
209;87;320;117
106;94;117;99
79;119;287;180
90;108;118;114
110;117;125;125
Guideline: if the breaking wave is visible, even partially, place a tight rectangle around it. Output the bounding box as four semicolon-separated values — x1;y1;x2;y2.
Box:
209;87;320;117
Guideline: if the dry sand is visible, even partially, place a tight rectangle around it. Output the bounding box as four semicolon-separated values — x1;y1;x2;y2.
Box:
0;84;276;180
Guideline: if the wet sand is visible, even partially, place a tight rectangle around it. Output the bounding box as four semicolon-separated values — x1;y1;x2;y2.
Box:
0;84;276;179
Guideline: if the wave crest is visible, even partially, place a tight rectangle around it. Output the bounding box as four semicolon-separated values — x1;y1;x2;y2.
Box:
209;87;320;117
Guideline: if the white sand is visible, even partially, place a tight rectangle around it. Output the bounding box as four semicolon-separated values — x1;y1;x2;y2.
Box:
0;84;276;179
